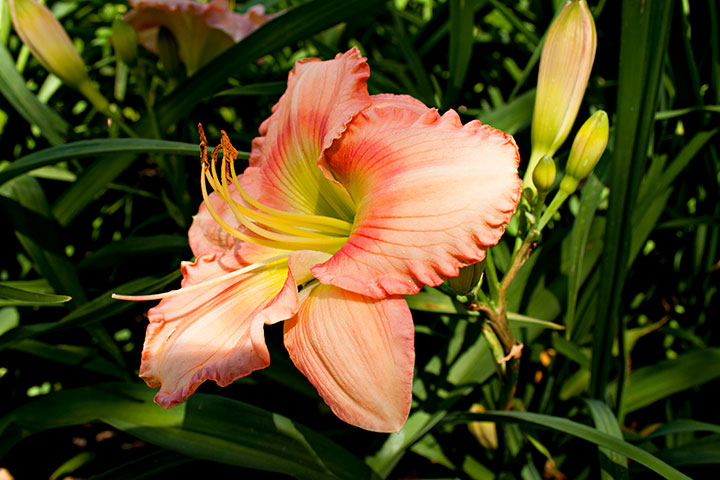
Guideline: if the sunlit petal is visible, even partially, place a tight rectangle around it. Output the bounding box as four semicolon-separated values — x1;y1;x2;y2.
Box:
125;0;271;75
140;251;295;407
246;47;371;220
284;283;414;432
312;107;522;298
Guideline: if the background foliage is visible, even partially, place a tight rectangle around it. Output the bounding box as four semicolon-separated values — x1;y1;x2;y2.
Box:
1;0;718;478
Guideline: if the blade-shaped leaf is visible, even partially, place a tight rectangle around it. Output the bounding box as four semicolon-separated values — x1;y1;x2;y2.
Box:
0;383;379;480
447;410;691;480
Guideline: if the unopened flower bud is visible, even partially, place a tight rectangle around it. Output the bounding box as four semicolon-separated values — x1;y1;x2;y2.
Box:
532;155;556;194
560;110;609;195
448;260;485;296
468;404;498;450
111;18;138;67
527;0;596;186
8;0;90;89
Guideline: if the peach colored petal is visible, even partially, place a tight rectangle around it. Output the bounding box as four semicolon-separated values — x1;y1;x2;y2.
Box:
125;0;270;75
283;283;414;432
370;93;429;114
140;251;295;407
312;107;522;299
245;48;371;219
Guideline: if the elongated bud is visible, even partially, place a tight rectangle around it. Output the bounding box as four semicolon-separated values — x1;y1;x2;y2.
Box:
8;0;90;88
468;404;498;450
560;110;608;195
566;110;608;180
532;155;556;194
111;18;138;67
8;0;110;114
527;0;596;187
448;260;485;295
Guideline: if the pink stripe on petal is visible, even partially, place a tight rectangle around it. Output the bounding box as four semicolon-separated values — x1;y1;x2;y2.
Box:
284;283;414;432
313;107;522;299
247;48;371;218
140;251;295;407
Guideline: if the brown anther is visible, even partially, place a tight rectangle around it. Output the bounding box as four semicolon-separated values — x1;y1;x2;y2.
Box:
198;123;209;167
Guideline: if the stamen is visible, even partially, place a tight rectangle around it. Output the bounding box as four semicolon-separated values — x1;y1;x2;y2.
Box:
112;253;291;301
197;125;353;254
200;166;347;253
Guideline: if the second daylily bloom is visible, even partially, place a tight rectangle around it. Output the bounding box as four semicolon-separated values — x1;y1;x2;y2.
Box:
124;0;273;75
118;48;522;432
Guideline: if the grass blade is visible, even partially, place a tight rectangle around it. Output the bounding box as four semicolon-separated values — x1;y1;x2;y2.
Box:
0;283;70;304
591;0;674;398
448;410;692;480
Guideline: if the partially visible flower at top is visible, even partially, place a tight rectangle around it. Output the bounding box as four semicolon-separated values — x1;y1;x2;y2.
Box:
115;48;522;432
525;0;597;193
124;0;273;76
7;0;109;113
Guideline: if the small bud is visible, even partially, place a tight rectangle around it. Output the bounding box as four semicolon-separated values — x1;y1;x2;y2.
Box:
527;0;596;187
8;0;90;88
468;404;498;450
532;155;556;194
448;260;485;296
111;18;138;67
566;110;609;181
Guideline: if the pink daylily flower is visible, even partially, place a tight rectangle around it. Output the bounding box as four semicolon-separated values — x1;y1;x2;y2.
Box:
118;48;522;432
124;0;272;75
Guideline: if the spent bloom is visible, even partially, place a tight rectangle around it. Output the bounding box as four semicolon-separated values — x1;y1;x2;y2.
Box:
526;0;596;191
124;0;273;75
117;48;521;432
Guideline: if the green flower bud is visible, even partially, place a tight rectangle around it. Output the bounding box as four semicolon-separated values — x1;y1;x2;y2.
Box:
532;155;556;194
526;0;596;192
566;110;609;181
468;404;498;450
8;0;90;88
448;260;485;295
111;18;138;67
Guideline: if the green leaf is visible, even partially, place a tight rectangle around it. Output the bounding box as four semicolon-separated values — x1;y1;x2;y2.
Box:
0;270;179;351
0;283;71;304
472;88;535;135
215;82;288;97
444;0;476;107
76;234;190;271
90;451;192;480
647;420;720;439
0;43;68;145
8;339;127;379
585;399;629;480
610;348;720;414
1;175;86;302
566;174;605;336
366;410;447;478
447;410;691;480
0;138;215;187
0;383;378;480
592;0;674;398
